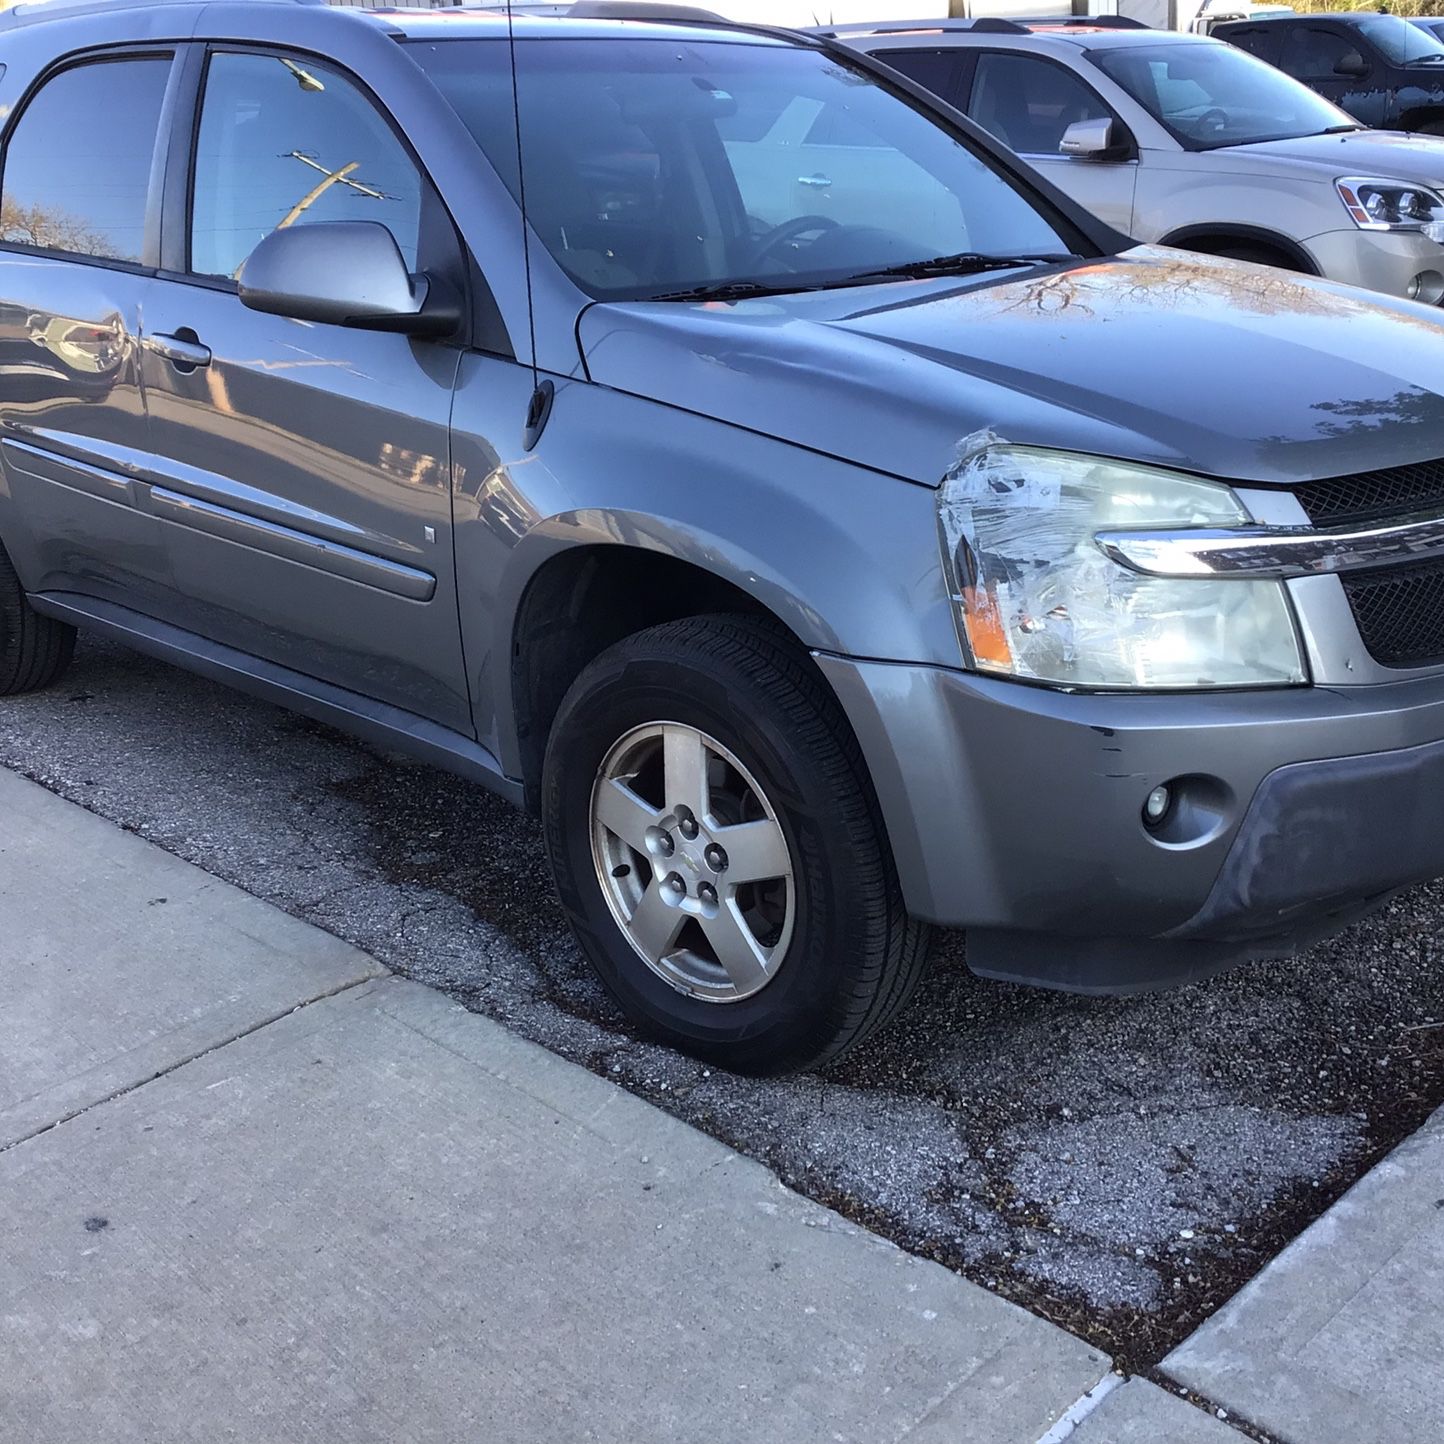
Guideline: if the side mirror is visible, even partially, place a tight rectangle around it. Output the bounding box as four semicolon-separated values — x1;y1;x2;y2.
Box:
1334;51;1369;78
1060;116;1121;159
237;221;459;338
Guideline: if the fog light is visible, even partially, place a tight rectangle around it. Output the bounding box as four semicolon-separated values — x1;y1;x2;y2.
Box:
1407;271;1444;305
1143;785;1172;826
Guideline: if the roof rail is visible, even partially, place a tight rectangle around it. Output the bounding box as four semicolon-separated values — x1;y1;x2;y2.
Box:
1018;14;1151;27
0;0;329;24
561;2;727;17
811;17;1029;38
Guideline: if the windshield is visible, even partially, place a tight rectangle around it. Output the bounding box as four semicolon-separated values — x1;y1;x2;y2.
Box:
411;37;1073;300
1093;41;1354;149
1357;15;1444;63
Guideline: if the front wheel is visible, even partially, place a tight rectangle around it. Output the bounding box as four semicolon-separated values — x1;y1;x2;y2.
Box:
542;615;930;1075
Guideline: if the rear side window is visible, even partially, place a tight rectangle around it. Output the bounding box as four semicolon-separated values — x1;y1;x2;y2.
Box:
0;57;170;264
190;52;423;280
1221;26;1282;65
878;49;966;107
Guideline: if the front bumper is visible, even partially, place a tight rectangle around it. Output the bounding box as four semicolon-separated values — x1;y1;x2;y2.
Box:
1304;227;1444;304
819;657;1444;991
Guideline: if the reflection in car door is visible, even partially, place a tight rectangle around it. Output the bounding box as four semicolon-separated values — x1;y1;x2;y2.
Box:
141;48;473;731
963;50;1138;234
0;53;175;613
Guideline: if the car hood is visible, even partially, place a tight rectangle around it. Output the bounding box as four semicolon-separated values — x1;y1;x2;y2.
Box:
1230;127;1444;177
578;247;1444;489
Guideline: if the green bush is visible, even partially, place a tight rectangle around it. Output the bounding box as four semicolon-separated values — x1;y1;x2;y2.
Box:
1289;0;1444;15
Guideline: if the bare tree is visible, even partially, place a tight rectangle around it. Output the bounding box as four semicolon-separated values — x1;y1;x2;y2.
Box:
0;196;109;258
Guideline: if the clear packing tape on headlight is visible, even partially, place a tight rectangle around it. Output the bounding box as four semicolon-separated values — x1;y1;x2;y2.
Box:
936;436;1307;690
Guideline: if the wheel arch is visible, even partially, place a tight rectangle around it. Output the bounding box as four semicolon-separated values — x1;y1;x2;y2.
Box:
500;534;843;810
1158;223;1320;274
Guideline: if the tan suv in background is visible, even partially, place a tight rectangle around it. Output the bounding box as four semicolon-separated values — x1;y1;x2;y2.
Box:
826;17;1444;305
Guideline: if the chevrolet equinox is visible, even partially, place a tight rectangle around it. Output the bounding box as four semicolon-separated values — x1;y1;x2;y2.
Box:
2;0;1444;1073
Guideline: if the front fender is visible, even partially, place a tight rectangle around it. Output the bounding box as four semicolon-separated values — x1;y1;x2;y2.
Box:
448;360;959;776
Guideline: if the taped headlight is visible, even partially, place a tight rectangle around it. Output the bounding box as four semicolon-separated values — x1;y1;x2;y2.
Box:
937;444;1307;690
1336;177;1444;240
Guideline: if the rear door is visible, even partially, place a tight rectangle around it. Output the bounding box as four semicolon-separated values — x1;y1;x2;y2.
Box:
962;50;1138;232
140;46;473;730
0;49;176;611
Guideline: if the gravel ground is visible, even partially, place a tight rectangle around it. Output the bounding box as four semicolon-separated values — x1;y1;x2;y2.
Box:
4;635;1442;1367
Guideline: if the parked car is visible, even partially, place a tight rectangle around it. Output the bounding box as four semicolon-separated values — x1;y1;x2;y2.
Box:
4;0;1444;1074
837;16;1444;304
826;17;1444;304
1413;17;1444;46
1214;10;1444;133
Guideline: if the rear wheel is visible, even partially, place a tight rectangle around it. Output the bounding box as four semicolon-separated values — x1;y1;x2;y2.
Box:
542;614;930;1075
0;543;74;696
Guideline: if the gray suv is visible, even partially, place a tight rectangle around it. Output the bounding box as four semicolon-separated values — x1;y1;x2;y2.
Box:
3;0;1444;1075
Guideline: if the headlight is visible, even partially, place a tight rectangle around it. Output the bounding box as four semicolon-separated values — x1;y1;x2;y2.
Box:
1336;176;1444;240
936;445;1307;690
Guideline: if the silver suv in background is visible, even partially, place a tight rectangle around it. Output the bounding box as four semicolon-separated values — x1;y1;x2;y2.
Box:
3;1;1444;1074
827;18;1444;305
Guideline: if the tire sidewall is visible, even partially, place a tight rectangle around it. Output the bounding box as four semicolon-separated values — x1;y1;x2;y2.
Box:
544;647;874;1070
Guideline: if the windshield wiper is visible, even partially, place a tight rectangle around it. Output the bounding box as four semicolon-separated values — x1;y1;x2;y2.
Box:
833;251;1078;285
1319;123;1366;134
643;278;826;303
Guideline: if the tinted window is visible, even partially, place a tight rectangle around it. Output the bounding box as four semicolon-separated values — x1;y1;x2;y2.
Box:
1282;27;1366;82
412;38;1069;301
191;52;423;280
1095;41;1352;148
879;49;964;106
0;57;169;263
1219;26;1281;65
969;53;1110;155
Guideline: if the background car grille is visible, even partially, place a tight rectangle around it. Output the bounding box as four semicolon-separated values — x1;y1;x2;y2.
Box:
1342;559;1444;668
1293;458;1444;528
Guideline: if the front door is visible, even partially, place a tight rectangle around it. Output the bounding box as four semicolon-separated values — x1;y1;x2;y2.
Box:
965;51;1139;234
1279;26;1390;128
141;47;471;730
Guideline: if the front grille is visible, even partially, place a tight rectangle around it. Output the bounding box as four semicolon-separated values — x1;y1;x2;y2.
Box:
1293;458;1444;528
1343;558;1444;668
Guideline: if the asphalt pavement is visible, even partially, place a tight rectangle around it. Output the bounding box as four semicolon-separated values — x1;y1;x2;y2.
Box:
4;734;1442;1443
2;635;1442;1368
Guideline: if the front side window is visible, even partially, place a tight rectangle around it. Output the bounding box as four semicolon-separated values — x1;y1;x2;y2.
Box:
415;37;1072;301
969;53;1113;155
1094;41;1354;149
190;52;423;280
0;57;170;263
1282;27;1367;82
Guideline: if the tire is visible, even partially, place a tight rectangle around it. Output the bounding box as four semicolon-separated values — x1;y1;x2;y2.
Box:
542;614;931;1075
0;542;74;696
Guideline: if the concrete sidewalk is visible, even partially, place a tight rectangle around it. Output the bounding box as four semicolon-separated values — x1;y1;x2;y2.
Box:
3;766;1440;1444
1;769;1110;1443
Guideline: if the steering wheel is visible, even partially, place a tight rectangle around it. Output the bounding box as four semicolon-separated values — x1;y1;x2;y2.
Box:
748;214;841;269
1195;107;1230;137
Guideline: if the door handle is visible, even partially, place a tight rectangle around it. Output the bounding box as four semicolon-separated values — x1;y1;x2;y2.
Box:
150;330;212;370
797;173;833;188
